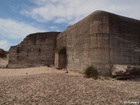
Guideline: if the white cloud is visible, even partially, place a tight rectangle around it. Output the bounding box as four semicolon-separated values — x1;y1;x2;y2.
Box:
54;18;67;23
0;40;9;51
50;26;61;31
21;0;140;25
0;18;47;40
0;18;47;50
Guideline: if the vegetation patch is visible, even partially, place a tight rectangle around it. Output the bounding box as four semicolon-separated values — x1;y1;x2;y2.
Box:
55;46;66;54
84;66;98;79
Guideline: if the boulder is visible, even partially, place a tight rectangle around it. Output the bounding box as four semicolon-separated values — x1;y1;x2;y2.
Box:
111;65;140;78
111;65;127;77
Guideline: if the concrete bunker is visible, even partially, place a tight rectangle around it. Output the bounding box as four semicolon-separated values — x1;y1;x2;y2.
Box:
7;10;140;76
57;10;140;76
7;32;60;68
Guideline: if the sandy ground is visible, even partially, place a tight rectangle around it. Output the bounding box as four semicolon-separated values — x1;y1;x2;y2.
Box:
0;66;81;77
0;66;140;105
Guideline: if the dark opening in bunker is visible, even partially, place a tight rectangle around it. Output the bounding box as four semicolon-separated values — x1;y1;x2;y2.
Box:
55;46;67;69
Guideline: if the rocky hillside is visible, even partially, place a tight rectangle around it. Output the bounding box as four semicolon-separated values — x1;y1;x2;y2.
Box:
0;48;8;68
0;48;8;58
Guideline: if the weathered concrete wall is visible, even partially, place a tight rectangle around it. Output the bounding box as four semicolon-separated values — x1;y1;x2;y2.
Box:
7;10;140;76
108;14;140;66
56;10;140;76
8;32;60;68
57;11;110;75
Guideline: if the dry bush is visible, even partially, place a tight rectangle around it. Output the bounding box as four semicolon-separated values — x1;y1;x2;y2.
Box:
84;66;98;79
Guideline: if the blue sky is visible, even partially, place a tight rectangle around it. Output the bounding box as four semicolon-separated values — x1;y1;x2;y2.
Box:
0;0;140;50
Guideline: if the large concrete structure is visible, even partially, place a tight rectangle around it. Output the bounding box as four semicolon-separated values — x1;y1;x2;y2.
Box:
56;10;140;75
8;32;60;68
8;10;140;76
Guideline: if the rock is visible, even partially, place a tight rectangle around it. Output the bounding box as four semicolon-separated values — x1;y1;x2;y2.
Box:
126;66;140;75
111;65;140;78
111;65;127;77
115;75;135;80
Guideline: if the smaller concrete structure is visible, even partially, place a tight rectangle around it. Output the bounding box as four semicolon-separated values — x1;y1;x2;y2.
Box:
7;32;60;68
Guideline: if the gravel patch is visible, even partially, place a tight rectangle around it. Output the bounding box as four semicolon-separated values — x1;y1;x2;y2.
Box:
0;71;140;105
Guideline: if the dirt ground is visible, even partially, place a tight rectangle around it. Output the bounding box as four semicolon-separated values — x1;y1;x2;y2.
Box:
0;66;140;105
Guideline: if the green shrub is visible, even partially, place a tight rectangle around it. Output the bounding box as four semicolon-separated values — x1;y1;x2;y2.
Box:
84;66;98;79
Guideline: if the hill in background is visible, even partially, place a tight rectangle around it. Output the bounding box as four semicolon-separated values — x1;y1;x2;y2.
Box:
0;48;8;58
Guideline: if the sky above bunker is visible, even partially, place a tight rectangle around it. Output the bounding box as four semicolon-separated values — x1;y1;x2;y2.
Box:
0;0;140;50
